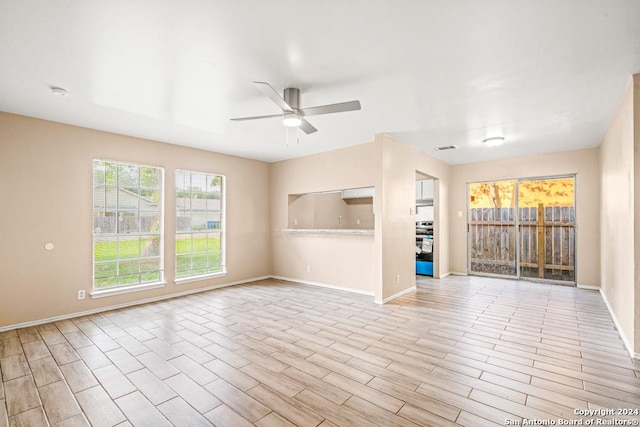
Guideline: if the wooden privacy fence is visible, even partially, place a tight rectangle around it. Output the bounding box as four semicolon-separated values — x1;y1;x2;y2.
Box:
469;204;575;282
469;207;517;276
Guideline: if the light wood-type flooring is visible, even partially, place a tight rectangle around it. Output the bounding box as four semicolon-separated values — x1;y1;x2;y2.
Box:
1;275;639;426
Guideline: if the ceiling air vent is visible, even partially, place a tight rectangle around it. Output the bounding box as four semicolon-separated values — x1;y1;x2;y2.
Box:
435;145;458;151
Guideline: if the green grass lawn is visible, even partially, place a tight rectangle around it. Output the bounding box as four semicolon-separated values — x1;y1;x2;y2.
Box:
94;235;221;288
176;235;221;254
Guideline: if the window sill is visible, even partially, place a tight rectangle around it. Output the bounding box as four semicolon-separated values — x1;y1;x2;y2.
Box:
91;281;166;299
174;271;227;285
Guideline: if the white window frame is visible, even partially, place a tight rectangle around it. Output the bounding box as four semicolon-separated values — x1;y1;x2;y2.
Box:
92;159;165;298
174;169;226;284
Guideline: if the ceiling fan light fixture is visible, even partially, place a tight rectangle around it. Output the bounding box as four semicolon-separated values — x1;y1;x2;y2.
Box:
283;113;301;127
482;136;505;147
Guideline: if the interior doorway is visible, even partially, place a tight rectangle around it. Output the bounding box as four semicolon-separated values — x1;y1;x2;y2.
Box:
468;175;576;284
416;172;435;278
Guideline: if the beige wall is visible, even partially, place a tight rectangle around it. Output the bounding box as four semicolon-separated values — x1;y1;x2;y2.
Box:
270;135;451;301
376;134;451;301
270;142;378;294
600;76;637;353
376;135;416;300
449;148;601;287
0;112;271;328
287;194;315;228
343;199;374;229
313;192;348;229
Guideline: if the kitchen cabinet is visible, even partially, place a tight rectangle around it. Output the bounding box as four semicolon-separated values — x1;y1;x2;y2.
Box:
342;187;374;199
416;179;433;202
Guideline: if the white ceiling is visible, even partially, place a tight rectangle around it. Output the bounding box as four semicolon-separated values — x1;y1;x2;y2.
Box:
1;1;639;164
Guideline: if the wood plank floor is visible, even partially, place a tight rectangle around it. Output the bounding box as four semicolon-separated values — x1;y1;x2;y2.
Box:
1;275;639;426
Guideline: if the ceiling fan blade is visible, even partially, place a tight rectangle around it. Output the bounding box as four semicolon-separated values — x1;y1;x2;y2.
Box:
299;118;317;134
300;100;361;117
230;113;283;121
253;81;293;111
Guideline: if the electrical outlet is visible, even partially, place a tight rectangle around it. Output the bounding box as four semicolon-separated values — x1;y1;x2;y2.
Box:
395;274;400;284
77;290;86;300
294;218;298;226
306;265;311;273
356;219;360;225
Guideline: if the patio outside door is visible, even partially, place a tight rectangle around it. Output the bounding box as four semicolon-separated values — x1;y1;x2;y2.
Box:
468;176;576;284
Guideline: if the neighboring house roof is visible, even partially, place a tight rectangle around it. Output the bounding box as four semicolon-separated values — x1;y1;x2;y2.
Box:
93;185;159;211
93;187;221;212
175;197;221;211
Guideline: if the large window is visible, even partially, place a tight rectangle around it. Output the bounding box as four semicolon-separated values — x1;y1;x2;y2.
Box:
93;160;163;290
175;169;225;280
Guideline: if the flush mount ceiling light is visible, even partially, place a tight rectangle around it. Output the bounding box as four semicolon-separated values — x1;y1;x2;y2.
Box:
282;112;302;127
50;86;68;97
482;136;505;147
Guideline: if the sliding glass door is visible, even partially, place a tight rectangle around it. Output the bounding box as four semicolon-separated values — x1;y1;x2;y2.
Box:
517;177;575;282
468;176;576;284
468;180;518;277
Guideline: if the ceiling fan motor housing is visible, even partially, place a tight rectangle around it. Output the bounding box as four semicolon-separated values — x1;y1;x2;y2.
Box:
283;88;301;111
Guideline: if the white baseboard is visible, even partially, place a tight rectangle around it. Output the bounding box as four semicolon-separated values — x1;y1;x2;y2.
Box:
270;276;375;297
438;272;451;279
577;284;600;291
599;288;638;360
375;286;416;304
0;276;271;332
450;271;468;276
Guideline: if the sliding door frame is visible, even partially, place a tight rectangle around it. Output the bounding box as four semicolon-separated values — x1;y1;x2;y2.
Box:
467;174;577;285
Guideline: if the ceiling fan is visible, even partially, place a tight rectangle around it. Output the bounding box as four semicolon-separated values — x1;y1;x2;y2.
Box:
230;81;361;134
